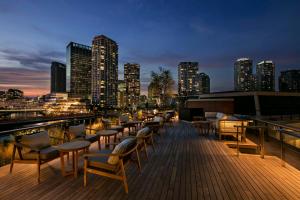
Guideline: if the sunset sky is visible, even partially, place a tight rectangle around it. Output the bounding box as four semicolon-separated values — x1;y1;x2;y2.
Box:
0;0;299;96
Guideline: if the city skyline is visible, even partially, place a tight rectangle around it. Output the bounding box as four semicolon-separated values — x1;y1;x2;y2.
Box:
0;0;300;96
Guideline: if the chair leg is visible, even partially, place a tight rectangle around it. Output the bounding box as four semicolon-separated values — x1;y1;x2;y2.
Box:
120;161;128;194
10;145;16;173
135;149;142;173
151;135;155;152
98;138;101;150
143;140;148;160
37;155;41;183
84;159;87;187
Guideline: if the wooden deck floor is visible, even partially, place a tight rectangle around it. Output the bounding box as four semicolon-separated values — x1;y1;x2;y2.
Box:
0;122;299;200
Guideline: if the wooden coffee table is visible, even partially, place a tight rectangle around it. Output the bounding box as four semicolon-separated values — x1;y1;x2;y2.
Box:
56;140;90;178
97;130;118;146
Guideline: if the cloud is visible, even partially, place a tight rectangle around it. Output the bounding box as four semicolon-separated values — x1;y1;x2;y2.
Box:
0;68;50;96
0;48;64;71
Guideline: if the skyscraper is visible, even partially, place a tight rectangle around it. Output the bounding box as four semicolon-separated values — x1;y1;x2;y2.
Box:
279;69;300;92
66;42;92;99
234;58;254;91
178;62;199;96
91;35;118;108
51;61;66;93
256;61;275;91
124;63;140;106
196;73;210;94
117;80;126;108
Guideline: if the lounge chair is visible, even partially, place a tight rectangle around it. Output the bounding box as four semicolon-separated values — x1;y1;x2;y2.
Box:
83;137;141;193
65;124;101;150
10;131;60;183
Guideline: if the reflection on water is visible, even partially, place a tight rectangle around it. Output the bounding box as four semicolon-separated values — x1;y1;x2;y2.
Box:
0;118;109;167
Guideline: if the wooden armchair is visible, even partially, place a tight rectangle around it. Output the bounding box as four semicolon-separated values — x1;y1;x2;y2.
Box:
10;131;60;183
121;127;155;160
83;138;141;193
65;124;101;150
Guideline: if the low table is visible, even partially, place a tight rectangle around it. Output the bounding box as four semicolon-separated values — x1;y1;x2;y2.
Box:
56;140;90;178
108;125;124;136
97;130;118;146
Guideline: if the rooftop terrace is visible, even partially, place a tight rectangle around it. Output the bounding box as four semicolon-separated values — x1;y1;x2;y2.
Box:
0;122;299;200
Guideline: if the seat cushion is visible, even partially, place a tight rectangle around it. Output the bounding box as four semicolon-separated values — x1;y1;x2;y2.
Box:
87;149;116;171
216;112;226;119
20;131;51;150
137;127;151;137
23;146;59;160
107;138;137;165
205;112;217;118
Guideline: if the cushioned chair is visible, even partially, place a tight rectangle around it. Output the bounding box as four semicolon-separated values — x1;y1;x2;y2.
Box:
102;118;124;136
120;127;154;160
10;131;60;182
135;127;155;159
217;117;249;141
66;124;101;150
83;137;141;193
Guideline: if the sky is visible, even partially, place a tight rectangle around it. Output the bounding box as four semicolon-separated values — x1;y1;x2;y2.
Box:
0;0;299;96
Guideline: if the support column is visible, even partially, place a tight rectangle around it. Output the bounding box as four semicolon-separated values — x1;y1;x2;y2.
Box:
254;94;261;116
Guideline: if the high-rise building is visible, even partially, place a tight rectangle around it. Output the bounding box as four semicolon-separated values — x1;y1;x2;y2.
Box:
178;62;199;96
234;58;254;91
279;69;300;92
66;42;92;99
117;80;126;108
196;73;210;94
51;61;66;93
256;61;275;91
124;63;140;106
91;35;118;108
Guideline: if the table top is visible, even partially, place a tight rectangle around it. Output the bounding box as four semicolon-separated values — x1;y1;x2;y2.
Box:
56;141;90;152
108;125;124;130
97;129;118;136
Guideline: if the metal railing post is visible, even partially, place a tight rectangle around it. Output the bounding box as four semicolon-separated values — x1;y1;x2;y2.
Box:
259;127;265;159
279;128;285;167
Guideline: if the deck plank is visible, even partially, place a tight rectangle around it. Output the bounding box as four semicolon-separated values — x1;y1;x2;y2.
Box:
0;122;299;200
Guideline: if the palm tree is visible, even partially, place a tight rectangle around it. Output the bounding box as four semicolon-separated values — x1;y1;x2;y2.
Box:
149;67;175;107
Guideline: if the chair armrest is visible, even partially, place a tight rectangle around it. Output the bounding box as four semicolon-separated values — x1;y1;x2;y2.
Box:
83;152;120;158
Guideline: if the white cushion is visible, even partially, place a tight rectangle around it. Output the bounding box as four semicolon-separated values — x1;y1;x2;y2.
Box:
107;138;136;165
137;127;151;137
216;112;225;119
205;112;217;118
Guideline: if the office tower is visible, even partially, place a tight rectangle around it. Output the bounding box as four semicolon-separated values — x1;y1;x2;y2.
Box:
178;62;199;96
117;80;126;108
124;63;140;106
279;69;300;92
91;35;118;107
66;42;92;99
234;58;254;91
196;73;210;94
256;61;275;91
51;61;66;93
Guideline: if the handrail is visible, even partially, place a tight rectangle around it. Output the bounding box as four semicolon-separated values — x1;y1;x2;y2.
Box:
251;117;300;136
0;115;97;136
249;117;300;167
